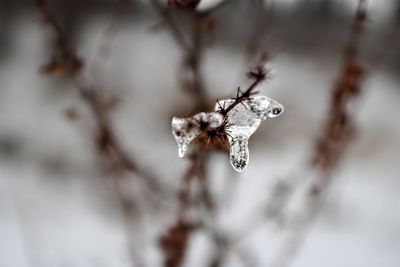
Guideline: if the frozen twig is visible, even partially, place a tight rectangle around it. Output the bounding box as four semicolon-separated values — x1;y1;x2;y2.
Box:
218;65;271;116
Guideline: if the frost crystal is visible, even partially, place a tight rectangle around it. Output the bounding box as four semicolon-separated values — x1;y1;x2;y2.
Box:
171;112;223;157
215;95;284;172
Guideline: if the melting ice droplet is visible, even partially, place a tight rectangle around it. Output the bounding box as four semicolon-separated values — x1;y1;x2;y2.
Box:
171;117;194;157
249;95;285;120
171;112;223;158
215;96;284;172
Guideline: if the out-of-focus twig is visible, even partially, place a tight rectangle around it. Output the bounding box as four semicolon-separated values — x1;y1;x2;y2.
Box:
152;2;234;265
36;0;161;193
151;0;231;111
246;0;275;62
150;0;191;51
270;1;369;266
36;1;164;266
36;0;83;76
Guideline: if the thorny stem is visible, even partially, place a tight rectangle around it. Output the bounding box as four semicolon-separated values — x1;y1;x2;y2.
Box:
219;65;269;116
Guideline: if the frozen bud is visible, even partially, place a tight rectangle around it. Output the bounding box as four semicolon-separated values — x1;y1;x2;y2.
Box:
171;112;223;158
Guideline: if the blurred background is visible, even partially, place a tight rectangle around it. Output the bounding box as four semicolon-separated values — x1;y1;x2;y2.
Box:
1;0;400;266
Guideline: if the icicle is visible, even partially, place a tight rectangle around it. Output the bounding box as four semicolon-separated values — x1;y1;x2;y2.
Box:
215;96;284;172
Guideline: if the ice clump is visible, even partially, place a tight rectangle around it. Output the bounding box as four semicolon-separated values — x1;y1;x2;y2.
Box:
171;96;283;172
171;112;223;157
215;96;284;172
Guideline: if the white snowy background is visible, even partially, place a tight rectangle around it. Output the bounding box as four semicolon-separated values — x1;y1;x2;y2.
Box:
0;0;400;266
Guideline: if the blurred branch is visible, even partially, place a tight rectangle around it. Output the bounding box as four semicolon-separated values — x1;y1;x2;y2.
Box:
36;0;82;75
159;149;207;267
36;0;161;193
270;1;369;266
150;0;191;51
151;0;228;111
36;1;164;266
153;2;234;266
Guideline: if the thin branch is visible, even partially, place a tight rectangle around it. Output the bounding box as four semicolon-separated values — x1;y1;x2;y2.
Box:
151;0;211;111
153;3;220;265
36;0;83;75
219;65;270;116
271;1;369;266
37;0;161;193
150;0;191;51
36;2;164;266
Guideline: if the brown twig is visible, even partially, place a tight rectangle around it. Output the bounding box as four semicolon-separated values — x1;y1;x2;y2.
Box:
159;149;206;267
36;2;163;266
152;2;223;265
218;65;270;116
154;3;272;265
271;1;369;266
37;0;161;192
151;0;223;111
311;0;367;174
36;0;83;75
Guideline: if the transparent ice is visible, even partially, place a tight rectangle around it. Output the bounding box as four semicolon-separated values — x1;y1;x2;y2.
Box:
171;96;283;172
171;112;223;157
215;95;284;172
